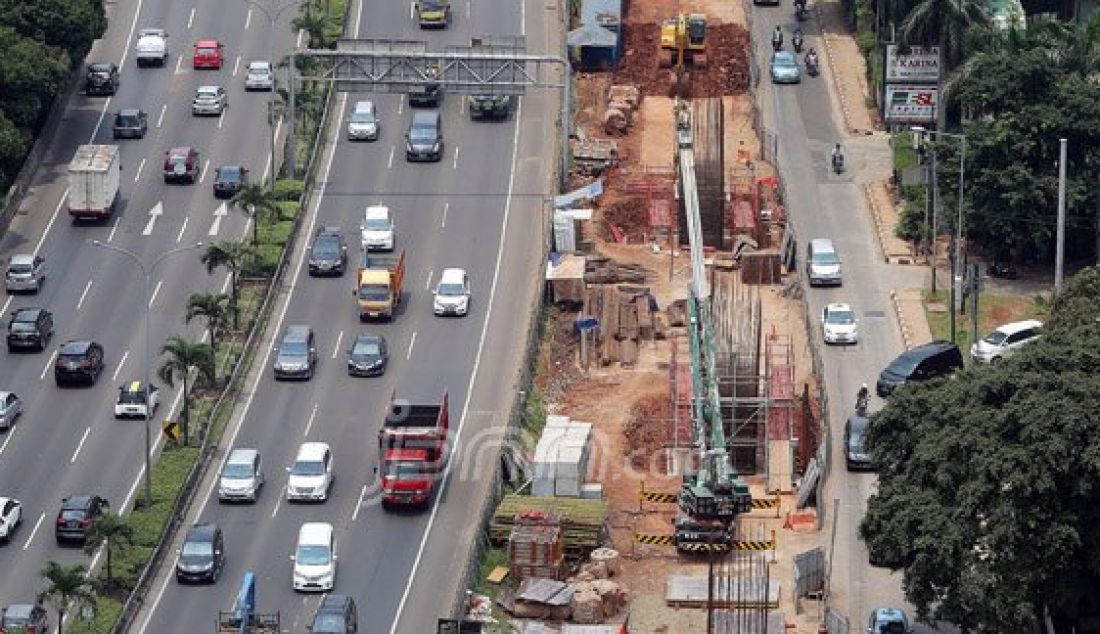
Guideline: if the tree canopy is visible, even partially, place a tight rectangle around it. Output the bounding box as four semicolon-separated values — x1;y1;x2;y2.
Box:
860;267;1100;631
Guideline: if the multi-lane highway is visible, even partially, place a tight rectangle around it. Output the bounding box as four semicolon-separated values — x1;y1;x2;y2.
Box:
0;0;298;615
132;0;554;631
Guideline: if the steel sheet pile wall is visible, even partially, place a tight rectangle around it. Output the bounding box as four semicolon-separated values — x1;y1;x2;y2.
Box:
689;97;726;247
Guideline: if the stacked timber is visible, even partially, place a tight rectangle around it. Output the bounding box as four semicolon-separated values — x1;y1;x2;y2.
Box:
509;511;566;580
582;283;664;367
490;495;610;561
582;256;647;284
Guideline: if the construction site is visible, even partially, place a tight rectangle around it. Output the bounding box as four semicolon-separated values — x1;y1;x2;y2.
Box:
457;0;828;631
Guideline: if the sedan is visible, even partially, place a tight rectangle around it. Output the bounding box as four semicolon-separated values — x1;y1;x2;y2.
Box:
347;333;388;377
192;85;228;116
112;108;148;139
0;392;22;431
770;50;802;84
0;497;22;542
245;60;275;91
213;165;248;199
822;302;858;344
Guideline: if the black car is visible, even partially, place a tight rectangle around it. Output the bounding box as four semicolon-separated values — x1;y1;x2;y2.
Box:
310;594;359;633
175;522;225;583
845;414;875;471
1;604;48;633
54;340;105;386
112;109;148;139
468;94;512;120
85;62;119;96
409;81;442;107
346;333;387;377
6;307;53;352
876;340;963;397
54;494;108;544
213;165;248;199
308;227;348;276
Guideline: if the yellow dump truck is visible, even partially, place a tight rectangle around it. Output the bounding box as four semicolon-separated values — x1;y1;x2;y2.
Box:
355;249;405;321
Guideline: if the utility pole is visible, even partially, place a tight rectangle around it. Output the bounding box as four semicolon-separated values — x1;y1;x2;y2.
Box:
286;52;297;178
1055;138;1067;296
970;262;980;350
930;147;939;294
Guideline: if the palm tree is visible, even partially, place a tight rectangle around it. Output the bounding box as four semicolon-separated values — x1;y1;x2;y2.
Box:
185;292;229;351
201;241;253;330
899;0;990;72
158;335;216;446
230;183;280;246
292;9;332;49
38;561;96;634
82;513;134;589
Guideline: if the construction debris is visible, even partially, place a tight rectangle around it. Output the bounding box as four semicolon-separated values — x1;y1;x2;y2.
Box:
571;131;619;177
491;495;610;560
590;547;621;576
498;578;574;620
603;84;642;135
583;255;647;284
510;511;567;581
571;580;628;624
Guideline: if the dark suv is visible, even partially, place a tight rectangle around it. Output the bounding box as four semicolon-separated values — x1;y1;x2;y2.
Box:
85;62;119;96
876;340;963;397
308;227;348;276
55;495;108;544
54;340;105;386
310;594;358;633
7;307;53;352
175;522;225;583
112;109;148;139
272;325;317;380
213;165;248;199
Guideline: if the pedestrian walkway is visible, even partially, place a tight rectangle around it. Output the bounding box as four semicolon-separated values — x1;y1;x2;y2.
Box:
815;0;878;134
866;182;925;264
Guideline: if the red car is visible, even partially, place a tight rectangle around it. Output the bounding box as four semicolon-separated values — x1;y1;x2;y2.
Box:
193;39;224;69
164;146;200;184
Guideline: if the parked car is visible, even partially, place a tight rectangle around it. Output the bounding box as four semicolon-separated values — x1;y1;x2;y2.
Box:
84;62;120;96
0;497;22;542
164;146;200;184
54;340;106;386
273;325;317;380
5;253;46;293
213;165;248;199
970;319;1042;364
867;607;913;634
821;302;858;344
286;442;333;502
218;448;264;503
1;604;48;633
876;341;963;397
769;50;801;84
309;594;358;633
244;60;274;90
844;414;874;471
0;392;23;431
6;307;53;352
308;226;348;275
114;381;160;419
346;333;387;377
112;109;148;139
54;495;108;544
192;85;228;116
175;522;225;583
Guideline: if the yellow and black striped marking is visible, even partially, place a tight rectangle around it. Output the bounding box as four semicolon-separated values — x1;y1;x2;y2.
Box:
732;539;776;551
751;498;779;510
638;490;678;504
678;542;732;553
633;533;675;546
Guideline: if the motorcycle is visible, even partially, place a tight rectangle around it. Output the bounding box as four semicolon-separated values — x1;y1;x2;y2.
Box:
856;384;869;417
795;2;807;20
805;53;819;76
831;150;844;174
987;262;1019;279
793;32;804;53
772;33;784;51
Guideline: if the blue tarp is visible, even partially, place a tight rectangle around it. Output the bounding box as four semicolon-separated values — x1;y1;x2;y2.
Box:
554;179;604;209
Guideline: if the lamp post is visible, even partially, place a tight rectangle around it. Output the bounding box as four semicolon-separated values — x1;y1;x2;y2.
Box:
242;0;302;189
912;126;966;344
92;241;204;509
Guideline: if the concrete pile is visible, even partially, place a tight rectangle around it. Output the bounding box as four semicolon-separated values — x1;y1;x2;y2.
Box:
571;580;628;624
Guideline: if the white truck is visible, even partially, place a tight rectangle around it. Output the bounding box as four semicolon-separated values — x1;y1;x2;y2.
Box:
134;29;169;67
68;145;121;220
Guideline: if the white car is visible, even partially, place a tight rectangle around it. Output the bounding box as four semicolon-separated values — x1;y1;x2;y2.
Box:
192;85;227;116
821;302;858;344
360;205;395;251
0;392;22;431
0;497;22;542
5;254;46;293
291;522;336;592
433;267;470;317
114;381;160;419
135;28;169;67
285;442;333;502
970;319;1042;364
245;61;274;91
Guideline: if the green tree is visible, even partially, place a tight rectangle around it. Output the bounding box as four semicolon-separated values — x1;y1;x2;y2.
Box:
899;0;990;72
82;513;134;589
230;183;280;246
185;292;229;352
860;267;1100;631
158;335;216;446
38;561;96;634
292;9;333;49
0;25;70;128
200;241;253;330
0;0;107;68
0;111;29;186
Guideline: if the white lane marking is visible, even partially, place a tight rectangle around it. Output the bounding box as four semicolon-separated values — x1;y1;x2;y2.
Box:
218;109;227;129
139;92;350;634
70;427;92;463
354;0;364;36
352;484;369;521
452;146;460;169
233;56;241;77
521;0;526;35
466;0;470;20
112;350;131;381
187;7;196;29
262;120;283;182
397;94;404;116
199;160;210;183
296;27;305;49
157;103;167;128
39;351;57;380
0;426;16;458
148;280;163;307
410;0;415;19
134;158;146;182
31;186;67;258
174;55;184;74
176;216;189;243
107;217;120;242
441;202;448;228
332;330;344;359
406;331;417;360
271;496;282;518
77;279;94;309
245;8;253;29
389;98;525;634
22;513;45;550
0;296;9;318
303;403;319;437
387;145;395;169
460;96;466;115
425;269;433;290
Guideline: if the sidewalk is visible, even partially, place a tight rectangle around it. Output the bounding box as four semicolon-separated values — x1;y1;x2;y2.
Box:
815;0;878;135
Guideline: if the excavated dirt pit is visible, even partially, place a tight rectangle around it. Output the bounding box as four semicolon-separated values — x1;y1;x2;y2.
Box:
613;23;751;98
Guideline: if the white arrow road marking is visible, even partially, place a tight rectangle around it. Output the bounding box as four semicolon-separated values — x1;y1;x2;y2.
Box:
209;201;229;236
142;201;163;236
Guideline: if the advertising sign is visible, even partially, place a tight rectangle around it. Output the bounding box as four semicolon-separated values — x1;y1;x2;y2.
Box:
884;85;938;124
885;45;941;82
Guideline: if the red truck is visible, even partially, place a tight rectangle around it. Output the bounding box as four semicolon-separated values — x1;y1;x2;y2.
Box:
378;390;449;509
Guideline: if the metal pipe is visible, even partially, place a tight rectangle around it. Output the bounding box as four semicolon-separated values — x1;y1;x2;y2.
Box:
1055;138;1067;295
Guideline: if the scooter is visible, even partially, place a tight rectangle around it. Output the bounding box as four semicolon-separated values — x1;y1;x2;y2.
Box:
795;2;807;20
772;34;784;52
805;54;820;76
793;32;804;53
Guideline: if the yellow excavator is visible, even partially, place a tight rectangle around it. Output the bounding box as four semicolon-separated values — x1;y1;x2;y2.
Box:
659;13;708;70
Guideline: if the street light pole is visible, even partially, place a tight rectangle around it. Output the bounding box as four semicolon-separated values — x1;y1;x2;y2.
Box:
243;0;302;189
92;241;203;509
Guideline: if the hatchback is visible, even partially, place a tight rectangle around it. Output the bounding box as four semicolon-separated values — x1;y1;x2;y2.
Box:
7;308;53;352
55;340;105;386
821;302;858;344
175;522;225;583
770;50;801;84
867;607;913;634
970;319;1042;364
0;392;23;431
112;108;148;139
193;39;224;69
213;165;248;199
192;85;228;116
0;497;22;542
114;381;160;419
5;254;45;293
845;414;874;471
245;61;274;91
55;495;108;544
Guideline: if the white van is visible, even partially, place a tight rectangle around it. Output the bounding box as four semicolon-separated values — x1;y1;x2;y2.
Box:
360;205;395;251
806;238;842;286
291;522;336;591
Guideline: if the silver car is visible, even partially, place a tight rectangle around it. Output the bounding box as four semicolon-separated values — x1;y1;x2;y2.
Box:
5;254;45;293
347;101;379;141
218;448;264;502
192;85;227;116
244;61;274;91
0;392;22;431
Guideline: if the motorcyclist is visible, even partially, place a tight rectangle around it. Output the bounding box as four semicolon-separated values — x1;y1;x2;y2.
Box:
856;383;869;414
805;47;819;72
772;26;783;50
795;0;807;19
792;27;804;52
831;143;844;172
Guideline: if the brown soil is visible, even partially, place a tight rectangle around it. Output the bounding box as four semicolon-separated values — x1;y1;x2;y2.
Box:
614;23;751;98
598;196;649;242
622;392;672;469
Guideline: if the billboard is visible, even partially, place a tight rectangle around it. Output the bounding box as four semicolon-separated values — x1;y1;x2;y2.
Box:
885;45;940;82
884;84;938;124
